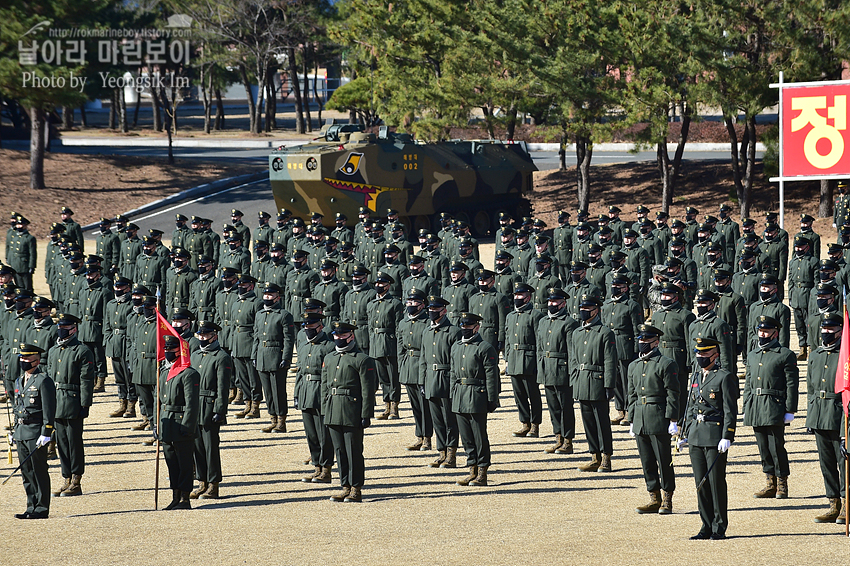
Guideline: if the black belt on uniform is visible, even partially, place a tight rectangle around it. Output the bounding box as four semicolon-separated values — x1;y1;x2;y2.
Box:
307;375;322;382
330;387;352;396
431;364;450;371
661;340;684;349
56;383;80;391
141;352;157;359
544;351;567;359
818;390;841;400
513;344;535;351
640;395;665;404
458;378;484;385
755;387;784;397
163;404;184;412
200;389;217;397
262;340;280;347
578;363;603;371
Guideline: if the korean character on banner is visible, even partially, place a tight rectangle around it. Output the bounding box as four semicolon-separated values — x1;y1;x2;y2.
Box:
169;40;190;65
122;39;142;66
791;94;848;170
98;40;118;65
64;40;87;66
145;40;167;65
18;41;38;65
40;39;62;65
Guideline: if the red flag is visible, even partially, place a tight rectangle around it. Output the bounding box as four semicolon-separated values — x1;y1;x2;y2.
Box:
834;306;850;415
156;311;191;381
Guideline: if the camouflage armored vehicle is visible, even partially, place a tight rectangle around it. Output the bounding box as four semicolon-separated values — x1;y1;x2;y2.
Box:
268;125;536;235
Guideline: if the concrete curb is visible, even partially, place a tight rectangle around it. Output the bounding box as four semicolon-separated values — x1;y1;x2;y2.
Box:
81;170;268;232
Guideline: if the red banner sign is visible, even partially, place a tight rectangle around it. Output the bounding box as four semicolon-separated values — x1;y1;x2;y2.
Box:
783;82;850;178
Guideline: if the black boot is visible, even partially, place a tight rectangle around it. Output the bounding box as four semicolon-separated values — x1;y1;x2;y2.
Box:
163;489;181;511
173;491;192;510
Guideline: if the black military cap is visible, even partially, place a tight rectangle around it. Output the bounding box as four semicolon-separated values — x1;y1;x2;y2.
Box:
609;250;627;261
383;244;401;254
85;265;102;275
608;205;621;213
707;242;723;253
428;296;450;308
291;218;305;227
99;217;112;225
371;223;385;231
86;255;104;265
713;268;733;279
335;212;347;221
575;222;591;231
611;273;631;286
60;206;74;215
514;282;534;294
18;343;45;356
828;243;845;254
587;243;602;253
238;274;257;285
191;215;203;223
254;240;269;249
197;321;222;333
455;221;469;229
695;289;719;303
637;324;663;338
704;215;718;224
195;255;212;265
659;283;682;295
425;234;442;244
375;271;395;284
142;295;157;307
163;335;181;349
800;213;815;223
821;313;844;327
759;273;779;286
14;289;34;300
0;265;16;277
276;211;288;221
132;284;151;295
1;283;16;295
819;259;839;271
764;222;779;232
636;205;650;214
450;261;468;272
325;237;339;246
597;226;613;235
56;313;82;326
670;219;686;229
697;222;711;232
794;235;811;247
386;208;399;216
476;268;495;280
500;211;514;220
407;288;427;301
639;220;655;229
458;312;483;325
576;210;589;219
685;206;699;215
408;254;424;265
719;203;732;212
623;229;638;238
339;241;354;251
220;267;239;277
743;233;760;244
739;248;757;259
359;207;371;214
175;213;188;222
741;217;756;227
515;230;530;239
817;283;839;296
257;211;271;220
694;337;721;351
174;248;190;259
320;259;338;270
226;234;242;243
548;287;569;300
300;312;325;324
535;253;552;264
50;223;66;234
113;277;132;288
149;229;164;238
263;282;283;294
304;298;327;309
570;260;589;271
292;249;308;259
352;265;370;277
495;250;514;261
33;296;56;310
311;212;324;220
126;223;139;232
331;321;357;334
533;218;547;227
231;209;244;217
757;315;782;330
842;225;850;236
579;294;603;308
766;212;779;221
655;210;669;219
171;307;195;321
69;252;84;261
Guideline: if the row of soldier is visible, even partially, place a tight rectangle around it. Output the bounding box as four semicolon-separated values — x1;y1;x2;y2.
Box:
4;202;849;537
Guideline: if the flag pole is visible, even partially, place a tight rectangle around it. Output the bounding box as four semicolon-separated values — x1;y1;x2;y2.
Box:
845;411;848;536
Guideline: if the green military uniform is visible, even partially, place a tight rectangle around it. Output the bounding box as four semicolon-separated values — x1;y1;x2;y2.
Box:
565;264;603;320
94;221;121;275
105;280;136;409
622;234;651;292
215;271;240;356
229;277;263;408
61;207;84;252
172;214;191;251
266;247;294;289
421;299;462;461
187;220;215;271
45;226;64;298
47;317;95;493
505;285;545;432
230;211;251;250
28;302;57;366
714;270;747;361
404;256;440;299
337;247;359;288
256;213;275;247
553;213;574;283
285;252;320;318
443;262;476;325
165;256;198;313
342;267;377;353
649;285;696;421
252;285;295;427
397;291;432;447
366;273;404;413
627;326;679;506
3;300;35;396
788;236;818;354
451;314;499;484
528;255;563;311
746;277;791;353
78;271;114;383
8;218;37;290
188;258;220;324
13;345;55;518
683;338;738;539
131;298;160;423
135;239;169;295
494;251;524;297
742;316;798;492
807;283;840;350
424;243;451;291
314;261;349;323
795;213;821;261
687;291;735;375
468;270;511;353
761;227;789;299
601;276;643;422
321;323;377;499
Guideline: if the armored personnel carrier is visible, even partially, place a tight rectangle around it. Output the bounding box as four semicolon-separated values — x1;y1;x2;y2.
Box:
269;125;536;235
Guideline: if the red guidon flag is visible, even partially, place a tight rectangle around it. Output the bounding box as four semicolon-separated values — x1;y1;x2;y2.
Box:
156;311;191;381
835;306;850;415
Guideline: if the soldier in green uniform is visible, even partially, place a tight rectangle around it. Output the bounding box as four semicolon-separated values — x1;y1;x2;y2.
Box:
537;288;579;454
806;313;846;522
311;259;348;323
131;296;159;438
423;234;450;291
294;313;336;483
255;211;275;245
45;223;65;298
135;236;168;297
606;251;642;303
717;204;739;264
105;277;136;418
229;209;250;248
627;324;679;514
761;223;789;301
585;244;611;297
321;321;377;503
172;214;191;250
683;206;700;248
443;261;476;325
404;255;439;299
252;283;295;433
332;212;353;245
94;217;120;277
553;211;574;283
188;255;219;324
158;335;201;510
680;337;738;540
367;271;404;420
654;211;671;252
796;213;821;261
601;274;643;426
697;243;730;291
273;210;292;251
733;248;762;308
398;288;432;451
565;261;602;320
650;284;696;421
807;283;840;351
788;236;818;360
3;289;35;397
505;282;544;438
12;343;55;519
337;242;359;288
118;223;142;280
78;265;113;392
571;294;618;472
743;315;798;499
60;206;84;252
29;297;57;369
469;268;511;353
250;240;272;282
687;289;735;374
622;229;651;294
747;274;791;353
342;266;377;354
285;249;319;318
171;308;200;354
47;313;94;497
528;254;563;311
230;275;263;419
713;268;747;365
450;312;499;487
265;244;293;289
495;212;515;253
8;215;37;290
495;251;524;297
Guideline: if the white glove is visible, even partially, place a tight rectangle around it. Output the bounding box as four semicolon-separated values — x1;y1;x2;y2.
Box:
783;413;794;424
676;437;688;451
7;433;13;445
717;439;731;453
628;423;635;438
668;421;678;436
36;435;51;448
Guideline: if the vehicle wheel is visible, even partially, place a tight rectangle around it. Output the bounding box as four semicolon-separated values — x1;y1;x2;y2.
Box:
472;210;491;237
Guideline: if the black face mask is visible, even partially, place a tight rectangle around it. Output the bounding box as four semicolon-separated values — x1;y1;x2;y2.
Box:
428;310;442;321
495;262;508;271
547;304;561;315
759;290;773;301
132;297;143;307
198;338;212;348
262;299;276;308
325;244;335;254
758;335;773;347
86;277;98;286
513;298;526;308
70;262;82;270
696;305;711;317
114;287;127;298
229;243;240;251
823;331;840;346
57;327;73;339
696;235;707;244
375;284;389;295
571;272;583;283
707;253;720;263
821;272;835;282
406;305;422;316
164;350;178;362
99;225;109;233
19;359;35;372
638;342;653;355
461;328;475;339
304;326;320;340
271;255;285;265
3;298;13;308
670;248;683;257
334;338;349;349
714;283;730;294
660;298;675;308
579;309;594;321
33;310;45;320
238;286;251;295
696;355;714;369
764;233;774;241
15;300;27;311
610;287;626;298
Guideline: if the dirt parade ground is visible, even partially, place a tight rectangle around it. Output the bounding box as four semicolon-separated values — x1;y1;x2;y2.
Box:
0;238;848;564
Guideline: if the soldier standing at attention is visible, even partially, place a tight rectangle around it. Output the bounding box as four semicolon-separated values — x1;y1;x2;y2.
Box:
131;296;159;442
650;284;695;422
12;344;55;519
252;283;295;433
190;321;231;500
60;207;84;252
536;288;579;454
78;264;113;393
314;259;349;323
286;249;320;319
469;268;510;354
602;274;643;427
367;271;404;420
230;209;251;247
680;337;738;540
421;296;462;469
627;325;679;515
256;211;275;245
8;215;37;290
47;314;94;497
747;274;791;353
106;277;136;418
343;266;377;355
404;254;439;298
788;235;818;361
230;275;263;420
571;295;618;472
687;289;735;375
451;312;499;487
743;315;798;500
94;217;120;277
505;282;544;439
321;321;377;503
495;251;524;297
158;335;201;510
398;288;432;451
172;214;191;250
332;212;353;245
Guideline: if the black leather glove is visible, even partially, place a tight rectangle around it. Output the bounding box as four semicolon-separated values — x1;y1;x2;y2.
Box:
806;427;813;434
487;401;498;413
361;418;371;429
212;413;225;424
497;340;505;352
180;425;192;437
79;406;90;419
605;388;615;401
841;438;848;461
